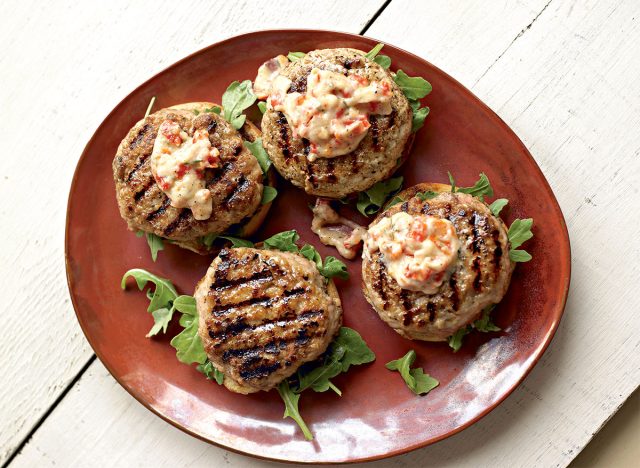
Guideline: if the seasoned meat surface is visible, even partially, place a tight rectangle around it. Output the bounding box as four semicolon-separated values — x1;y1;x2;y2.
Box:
195;248;343;393
362;186;514;341
261;48;413;198
113;103;264;243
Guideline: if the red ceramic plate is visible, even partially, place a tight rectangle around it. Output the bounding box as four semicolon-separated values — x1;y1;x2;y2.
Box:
66;30;570;463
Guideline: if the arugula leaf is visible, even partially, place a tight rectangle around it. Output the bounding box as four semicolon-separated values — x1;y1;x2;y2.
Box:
243;138;272;174
357;176;404;216
221;80;256;129
416;190;439;201
296;327;374;394
263;230;300;252
257;101;267;114
385;350;439;395
447;326;471;352
201;233;217;248
287;51;305;62
489;198;509;216
448;171;456;192
374;55;391;69
121;269;178;337
170;295;207;365
299;244;349;280
321;256;349;280
508;218;534;262
393;70;432;100
261;185;278;205
197;360;224;385
220;236;254;248
192;109;200;116
387;195;404;207
364;43;384;60
204;106;221;115
456;173;494;201
410;102;430;132
299;244;322;269
144;232;164;262
473;306;501;332
278;380;313;440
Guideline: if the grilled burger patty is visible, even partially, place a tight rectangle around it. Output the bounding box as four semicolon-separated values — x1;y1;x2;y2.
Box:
195;247;343;394
113;102;264;247
362;184;514;341
261;48;413;199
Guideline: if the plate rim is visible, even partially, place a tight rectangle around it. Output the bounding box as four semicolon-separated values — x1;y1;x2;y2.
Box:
65;28;572;464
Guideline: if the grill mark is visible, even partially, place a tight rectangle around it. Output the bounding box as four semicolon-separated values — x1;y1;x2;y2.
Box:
211;287;308;317
373;257;389;310
210;269;273;291
472;257;482;291
207;161;234;187
369;115;381;151
129;123;152;150
223;175;249;208
388;110;396;128
426;302;436;322
471;212;486;253
400;290;414;326
449;272;460;311
277;112;293;161
350;155;361;174
287;75;307;94
492;229;503;271
126;153;149;182
206;119;217;134
214;308;324;339
133;179;154;202
221;327;324;363
401;202;409;212
162;209;190;236
239;362;281;380
145;197;170;222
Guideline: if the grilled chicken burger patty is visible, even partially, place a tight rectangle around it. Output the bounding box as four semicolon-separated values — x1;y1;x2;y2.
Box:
261;48;413;198
362;184;514;341
195;247;343;394
113;102;269;253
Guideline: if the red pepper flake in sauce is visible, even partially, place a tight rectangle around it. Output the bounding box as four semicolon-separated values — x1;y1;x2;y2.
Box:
150;120;220;220
364;212;461;294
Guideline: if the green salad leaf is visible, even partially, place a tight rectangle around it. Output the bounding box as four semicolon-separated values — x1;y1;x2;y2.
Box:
192;109;200;116
170;295;207;365
508;218;534;262
357;176;404;216
387;195;405;207
287;51;305;62
204;105;221;115
261;186;278;205
263;230;300;252
121;269;178;337
299;244;349;280
278;327;375;439
243;138;272;174
364;43;384;60
393;70;432;100
447;305;502;351
197;360;224;385
456;173;494;201
278;380;313;440
489;198;509;216
416;190;439;201
299;243;322;268
222;80;256;129
220;236;255;248
385;350;439;395
410;100;430;132
374;55;391;69
257;101;267;114
145;233;164;262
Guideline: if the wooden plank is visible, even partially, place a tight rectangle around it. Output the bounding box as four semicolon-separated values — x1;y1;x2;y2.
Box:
0;0;386;463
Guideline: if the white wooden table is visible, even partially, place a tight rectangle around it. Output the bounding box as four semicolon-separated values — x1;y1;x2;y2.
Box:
2;1;638;466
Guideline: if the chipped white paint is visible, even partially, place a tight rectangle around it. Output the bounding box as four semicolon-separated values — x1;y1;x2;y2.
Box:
3;0;639;467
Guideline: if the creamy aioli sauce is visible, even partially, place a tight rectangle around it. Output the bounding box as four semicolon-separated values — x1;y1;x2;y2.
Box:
311;199;367;259
150;120;220;220
267;68;393;160
253;55;290;100
365;212;460;294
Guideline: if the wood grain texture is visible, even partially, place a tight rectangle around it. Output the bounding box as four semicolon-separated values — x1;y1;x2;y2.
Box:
4;0;640;466
0;0;386;464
